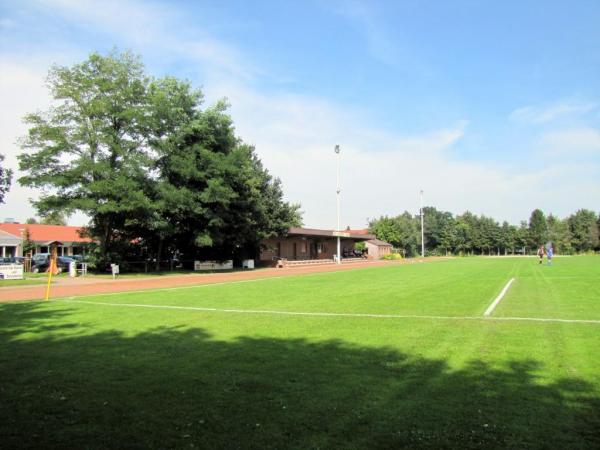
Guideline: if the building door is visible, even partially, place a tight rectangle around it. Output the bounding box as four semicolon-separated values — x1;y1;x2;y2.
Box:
293;243;297;260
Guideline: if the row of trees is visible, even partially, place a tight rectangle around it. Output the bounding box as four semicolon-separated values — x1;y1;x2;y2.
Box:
369;208;600;257
17;51;301;268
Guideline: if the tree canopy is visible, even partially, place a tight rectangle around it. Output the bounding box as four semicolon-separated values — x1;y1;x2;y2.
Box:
0;153;12;204
18;50;301;266
369;207;600;256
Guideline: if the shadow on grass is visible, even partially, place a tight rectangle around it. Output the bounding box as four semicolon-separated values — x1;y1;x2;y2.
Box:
0;302;598;449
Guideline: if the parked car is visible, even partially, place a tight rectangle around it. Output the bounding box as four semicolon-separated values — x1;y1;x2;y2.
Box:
0;256;25;265
31;253;51;272
31;254;75;273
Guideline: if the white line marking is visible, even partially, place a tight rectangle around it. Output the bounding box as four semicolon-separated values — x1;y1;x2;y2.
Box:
484;278;515;317
489;316;600;324
58;299;600;325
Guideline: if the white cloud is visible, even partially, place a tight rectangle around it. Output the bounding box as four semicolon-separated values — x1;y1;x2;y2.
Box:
0;58;51;221
540;127;600;157
0;55;88;224
209;80;597;227
2;0;599;227
509;99;597;124
33;0;260;81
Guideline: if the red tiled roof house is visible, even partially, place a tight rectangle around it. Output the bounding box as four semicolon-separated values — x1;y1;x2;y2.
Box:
0;223;92;258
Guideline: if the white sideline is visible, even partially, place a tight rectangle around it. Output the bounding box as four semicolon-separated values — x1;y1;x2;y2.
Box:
58;299;600;325
483;278;515;317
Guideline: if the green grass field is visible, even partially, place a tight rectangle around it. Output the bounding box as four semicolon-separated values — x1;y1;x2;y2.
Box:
1;256;599;449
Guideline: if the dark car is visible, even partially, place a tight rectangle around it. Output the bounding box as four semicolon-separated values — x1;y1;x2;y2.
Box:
0;256;25;265
31;253;51;272
31;254;75;273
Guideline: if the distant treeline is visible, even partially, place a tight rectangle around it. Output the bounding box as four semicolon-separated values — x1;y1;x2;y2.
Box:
369;208;600;257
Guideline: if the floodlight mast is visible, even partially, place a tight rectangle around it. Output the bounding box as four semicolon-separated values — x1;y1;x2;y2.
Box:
420;190;425;258
335;144;341;265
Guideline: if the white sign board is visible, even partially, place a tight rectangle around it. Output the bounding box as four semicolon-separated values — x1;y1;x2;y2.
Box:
0;264;24;280
333;231;350;237
194;260;233;271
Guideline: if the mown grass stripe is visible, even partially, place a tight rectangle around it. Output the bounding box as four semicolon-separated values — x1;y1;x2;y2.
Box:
59;299;600;325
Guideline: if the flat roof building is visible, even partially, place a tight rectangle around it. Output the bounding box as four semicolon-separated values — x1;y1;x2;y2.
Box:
260;227;377;265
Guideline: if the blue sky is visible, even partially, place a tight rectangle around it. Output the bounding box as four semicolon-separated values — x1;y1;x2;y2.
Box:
1;0;599;227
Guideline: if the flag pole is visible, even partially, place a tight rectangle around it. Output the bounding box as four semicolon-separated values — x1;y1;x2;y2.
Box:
420;190;425;258
335;144;341;264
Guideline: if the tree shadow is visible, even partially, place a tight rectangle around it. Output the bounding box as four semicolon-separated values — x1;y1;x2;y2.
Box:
0;302;598;449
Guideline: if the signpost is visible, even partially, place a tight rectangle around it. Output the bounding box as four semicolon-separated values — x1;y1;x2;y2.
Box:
332;231;350;238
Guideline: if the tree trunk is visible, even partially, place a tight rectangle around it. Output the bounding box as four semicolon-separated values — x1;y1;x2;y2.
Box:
100;220;111;261
155;237;164;272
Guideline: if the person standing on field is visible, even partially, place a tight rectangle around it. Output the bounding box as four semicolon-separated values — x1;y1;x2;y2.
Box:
537;245;545;264
546;245;553;266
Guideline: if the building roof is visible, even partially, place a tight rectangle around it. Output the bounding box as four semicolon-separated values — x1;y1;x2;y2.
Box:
0;229;22;246
366;238;393;247
288;227;375;240
0;223;92;243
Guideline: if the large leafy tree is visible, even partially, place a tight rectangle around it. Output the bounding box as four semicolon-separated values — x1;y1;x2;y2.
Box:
369;216;402;248
369;212;419;256
516;221;530;254
155;100;301;262
422;207;454;253
19;51;154;261
567;209;599;252
457;212;479;254
19;50;301;266
546;214;572;254
0;153;12;204
528;209;548;249
499;221;518;255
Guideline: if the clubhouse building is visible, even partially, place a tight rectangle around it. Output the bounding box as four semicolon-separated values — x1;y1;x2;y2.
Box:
259;227;388;263
0;222;91;258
